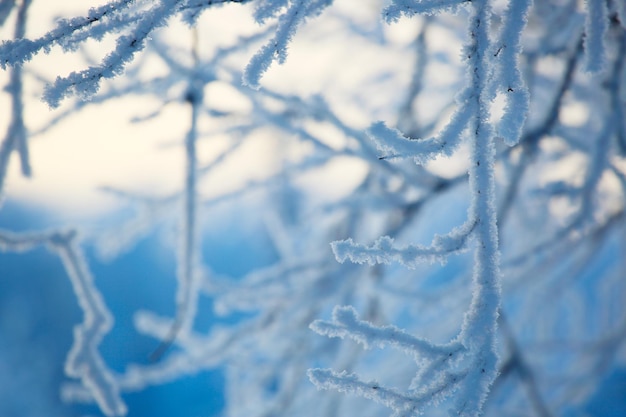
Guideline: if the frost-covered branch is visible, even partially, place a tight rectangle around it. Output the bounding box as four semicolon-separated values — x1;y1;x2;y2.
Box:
491;0;531;145
382;0;466;22
149;34;205;360
242;0;333;88
0;229;123;416
583;0;608;73
311;306;465;361
0;0;135;68
42;0;180;107
0;0;251;107
311;0;534;414
366;101;471;163
0;0;31;195
331;218;473;268
49;231;126;416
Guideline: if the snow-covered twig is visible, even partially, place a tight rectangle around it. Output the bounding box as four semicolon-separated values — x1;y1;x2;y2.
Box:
0;229;124;416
